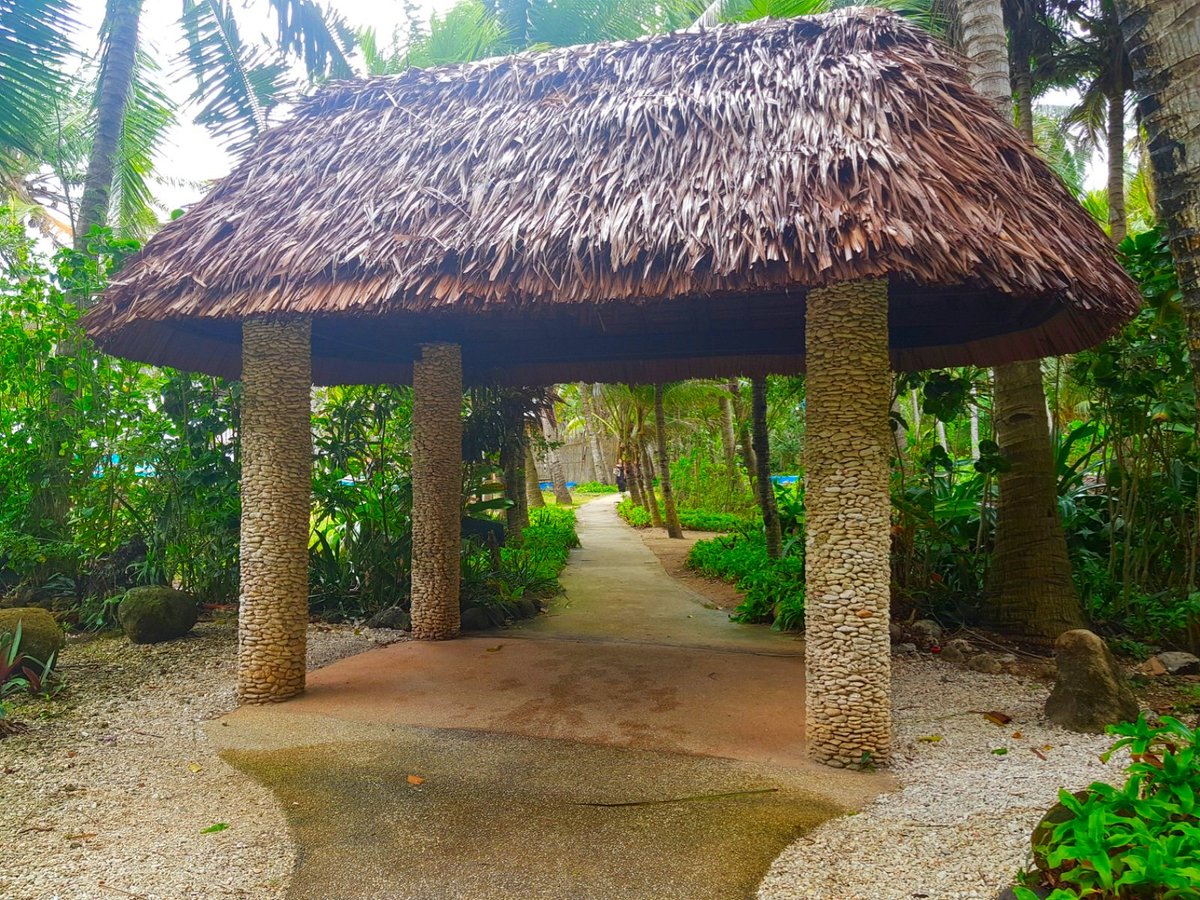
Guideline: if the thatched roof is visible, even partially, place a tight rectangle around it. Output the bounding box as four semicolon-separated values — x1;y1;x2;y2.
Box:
86;9;1140;386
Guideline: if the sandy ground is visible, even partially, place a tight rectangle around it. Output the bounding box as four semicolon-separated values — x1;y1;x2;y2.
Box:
637;528;746;610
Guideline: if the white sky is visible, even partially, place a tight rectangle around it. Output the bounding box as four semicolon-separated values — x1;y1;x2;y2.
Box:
70;1;1104;215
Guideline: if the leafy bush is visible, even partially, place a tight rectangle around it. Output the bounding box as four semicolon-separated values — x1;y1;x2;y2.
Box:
616;498;748;533
1015;715;1200;899
687;533;805;631
572;481;618;494
462;506;580;615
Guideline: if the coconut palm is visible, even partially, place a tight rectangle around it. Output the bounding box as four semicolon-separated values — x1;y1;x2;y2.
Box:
0;0;74;177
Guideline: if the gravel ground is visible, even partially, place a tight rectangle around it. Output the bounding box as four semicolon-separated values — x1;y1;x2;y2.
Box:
0;619;405;900
759;654;1127;900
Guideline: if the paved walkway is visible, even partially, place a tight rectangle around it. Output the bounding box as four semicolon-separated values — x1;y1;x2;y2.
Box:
212;496;884;899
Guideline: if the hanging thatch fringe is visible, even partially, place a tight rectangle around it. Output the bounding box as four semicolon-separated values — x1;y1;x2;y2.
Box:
85;9;1140;385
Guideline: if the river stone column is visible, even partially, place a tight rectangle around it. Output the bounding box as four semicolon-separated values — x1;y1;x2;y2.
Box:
411;343;463;639
238;318;312;703
804;279;892;767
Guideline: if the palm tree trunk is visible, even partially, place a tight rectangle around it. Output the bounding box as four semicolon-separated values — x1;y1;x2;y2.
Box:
654;384;683;538
641;442;665;528
1107;88;1128;244
731;381;758;494
751;376;783;559
957;0;1086;639
501;408;528;542
410;343;463;640
541;410;573;506
804;280;892;768
238;318;312;702
75;0;143;252
525;439;546;508
719;384;739;482
579;383;610;483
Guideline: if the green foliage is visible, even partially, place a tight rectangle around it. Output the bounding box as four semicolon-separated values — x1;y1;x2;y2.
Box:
687;533;804;631
1;622;59;699
461;506;579;617
670;451;755;514
617;498;748;533
572;481;618;494
1016;716;1200;899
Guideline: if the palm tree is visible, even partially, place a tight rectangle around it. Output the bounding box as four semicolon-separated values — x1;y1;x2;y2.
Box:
956;0;1087;639
653;383;684;538
750;376;783;559
1113;0;1200;592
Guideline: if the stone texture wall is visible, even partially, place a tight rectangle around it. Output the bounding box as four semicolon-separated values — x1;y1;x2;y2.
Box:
803;280;892;767
238;318;312;703
411;343;463;639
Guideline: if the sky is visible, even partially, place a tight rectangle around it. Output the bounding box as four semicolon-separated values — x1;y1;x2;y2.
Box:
70;1;1103;215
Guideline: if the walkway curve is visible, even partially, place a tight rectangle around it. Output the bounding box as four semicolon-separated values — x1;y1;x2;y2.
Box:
210;495;885;899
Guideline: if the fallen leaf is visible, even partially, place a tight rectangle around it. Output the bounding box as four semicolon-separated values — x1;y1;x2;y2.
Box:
485;645;503;652
66;750;77;759
406;774;425;785
200;823;229;834
991;747;1008;756
1145;656;1167;677
1031;748;1048;761
917;735;942;743
186;761;203;774
65;832;97;840
982;711;1012;726
1011;731;1024;739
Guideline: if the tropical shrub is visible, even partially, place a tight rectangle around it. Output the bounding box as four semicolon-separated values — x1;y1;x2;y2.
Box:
687;532;804;631
1015;715;1200;899
616;499;748;533
572;481;618;494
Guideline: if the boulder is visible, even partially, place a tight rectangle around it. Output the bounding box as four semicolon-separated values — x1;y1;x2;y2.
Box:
1153;651;1200;676
117;587;197;644
967;653;1003;675
1045;630;1139;733
459;607;492;631
0;607;64;666
514;598;538;619
892;642;918;656
911;619;943;643
366;607;411;631
940;638;974;664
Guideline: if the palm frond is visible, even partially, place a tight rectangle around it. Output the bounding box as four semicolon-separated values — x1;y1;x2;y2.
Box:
178;0;295;153
266;0;355;79
0;0;75;165
111;51;175;238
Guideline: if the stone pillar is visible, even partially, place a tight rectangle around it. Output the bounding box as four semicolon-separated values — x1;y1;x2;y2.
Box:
804;279;892;767
238;318;312;703
411;343;463;640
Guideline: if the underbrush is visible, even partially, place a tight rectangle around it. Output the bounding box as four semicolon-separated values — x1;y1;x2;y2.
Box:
1014;716;1200;899
571;481;618;494
687;532;804;631
616;498;749;533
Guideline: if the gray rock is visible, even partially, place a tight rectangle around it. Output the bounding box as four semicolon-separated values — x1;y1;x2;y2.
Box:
940;638;973;664
366;607;411;631
1153;651;1200;675
967;653;1003;675
118;587;197;644
888;622;904;641
893;642;918;656
515;598;538;619
459;607;492;631
912;619;943;642
1045;629;1139;733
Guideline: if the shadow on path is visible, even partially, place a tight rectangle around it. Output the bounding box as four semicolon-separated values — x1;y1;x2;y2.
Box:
212;495;886;899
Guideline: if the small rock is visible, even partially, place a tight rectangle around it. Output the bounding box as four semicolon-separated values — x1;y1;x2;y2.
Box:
967;653;1003;675
1045;629;1139;733
888;622;904;641
892;642;917;656
940;638;973;664
1152;651;1200;676
365;607;411;631
514;598;538;619
459;607;492;631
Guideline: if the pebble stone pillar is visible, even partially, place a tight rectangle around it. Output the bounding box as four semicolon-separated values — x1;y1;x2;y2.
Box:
804;279;892;767
238;317;313;703
410;343;463;640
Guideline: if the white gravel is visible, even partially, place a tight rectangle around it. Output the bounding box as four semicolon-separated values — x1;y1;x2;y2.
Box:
758;655;1125;900
0;619;404;900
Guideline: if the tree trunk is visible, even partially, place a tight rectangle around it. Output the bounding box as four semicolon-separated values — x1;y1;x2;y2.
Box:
985;360;1087;637
751;376;783;559
719;384;739;482
579;383;610;483
76;0;143;251
958;0;1086;639
541;410;573;506
731;381;758;493
626;447;646;508
238;318;312;703
410;343;463;640
1107;88;1128;244
501;409;528;543
804;280;892;768
525;439;546;508
641;442;665;528
654;384;683;538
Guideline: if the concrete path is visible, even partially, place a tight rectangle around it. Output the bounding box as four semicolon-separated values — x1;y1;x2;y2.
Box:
212;495;885;899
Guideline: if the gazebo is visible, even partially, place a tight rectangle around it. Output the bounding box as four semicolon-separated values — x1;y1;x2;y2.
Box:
85;10;1140;768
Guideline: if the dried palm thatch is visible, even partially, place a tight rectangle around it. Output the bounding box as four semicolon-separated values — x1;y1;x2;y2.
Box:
86;9;1140;386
